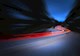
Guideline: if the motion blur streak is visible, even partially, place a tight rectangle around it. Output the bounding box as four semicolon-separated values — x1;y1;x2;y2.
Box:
0;28;70;42
27;34;66;49
0;32;80;56
0;32;67;51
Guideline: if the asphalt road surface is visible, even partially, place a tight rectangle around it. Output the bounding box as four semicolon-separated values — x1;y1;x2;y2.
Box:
0;32;80;56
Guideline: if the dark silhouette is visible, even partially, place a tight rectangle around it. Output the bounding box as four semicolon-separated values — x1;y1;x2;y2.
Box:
62;0;80;33
0;0;58;35
0;0;80;39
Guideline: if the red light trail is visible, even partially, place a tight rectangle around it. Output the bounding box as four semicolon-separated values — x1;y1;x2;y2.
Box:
0;26;71;42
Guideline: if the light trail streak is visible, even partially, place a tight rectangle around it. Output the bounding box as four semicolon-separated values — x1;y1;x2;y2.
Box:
0;25;71;42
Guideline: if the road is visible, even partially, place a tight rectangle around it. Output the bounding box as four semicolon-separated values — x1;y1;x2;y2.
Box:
0;32;80;56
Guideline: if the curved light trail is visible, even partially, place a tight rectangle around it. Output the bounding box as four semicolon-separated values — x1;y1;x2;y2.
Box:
0;26;71;42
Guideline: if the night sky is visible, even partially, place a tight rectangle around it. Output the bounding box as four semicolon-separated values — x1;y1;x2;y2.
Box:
45;0;75;22
7;0;76;22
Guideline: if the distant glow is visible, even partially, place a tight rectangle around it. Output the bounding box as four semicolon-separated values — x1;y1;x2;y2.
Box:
55;25;71;32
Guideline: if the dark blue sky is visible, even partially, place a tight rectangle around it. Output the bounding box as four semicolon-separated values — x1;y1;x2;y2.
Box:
9;0;76;22
45;0;75;22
